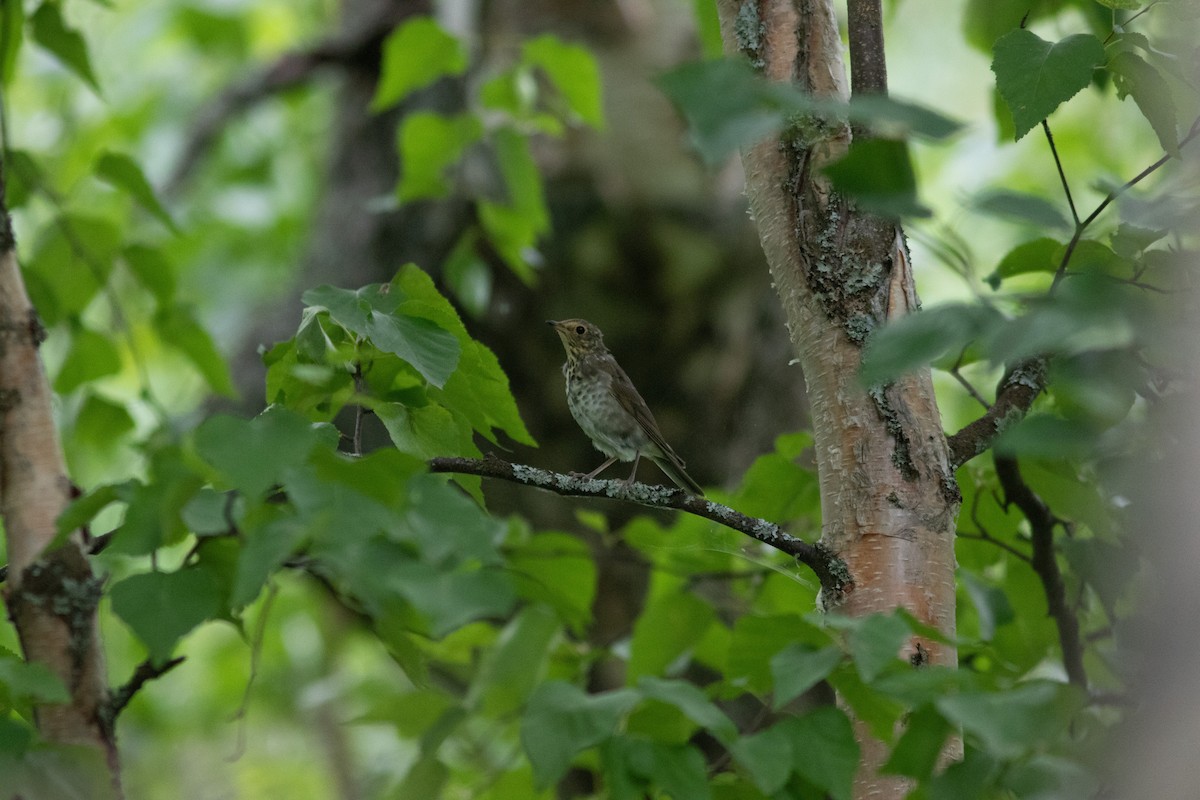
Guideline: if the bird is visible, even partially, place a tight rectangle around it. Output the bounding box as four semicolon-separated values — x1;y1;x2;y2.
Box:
548;318;704;496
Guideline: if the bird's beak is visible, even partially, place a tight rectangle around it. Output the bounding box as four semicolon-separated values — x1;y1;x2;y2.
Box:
546;320;559;328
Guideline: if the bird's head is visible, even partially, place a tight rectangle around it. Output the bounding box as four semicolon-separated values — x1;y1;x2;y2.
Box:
547;318;606;360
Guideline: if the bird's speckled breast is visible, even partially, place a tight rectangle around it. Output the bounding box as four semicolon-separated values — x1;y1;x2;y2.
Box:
564;355;645;460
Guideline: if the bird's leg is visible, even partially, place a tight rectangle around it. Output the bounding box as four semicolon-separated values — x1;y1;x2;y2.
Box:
623;453;642;486
577;455;618;480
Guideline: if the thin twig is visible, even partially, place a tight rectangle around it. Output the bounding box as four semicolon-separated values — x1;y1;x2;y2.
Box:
956;531;1032;563
995;455;1087;688
949;349;990;410
1051;114;1200;291
106;656;186;721
427;455;853;599
1041;119;1080;226
228;582;279;762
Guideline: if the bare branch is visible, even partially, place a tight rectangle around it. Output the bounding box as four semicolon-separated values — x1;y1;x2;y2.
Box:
946;358;1046;469
164;2;415;195
1041;120;1079;226
105;657;186;722
427;455;853;599
995;455;1087;688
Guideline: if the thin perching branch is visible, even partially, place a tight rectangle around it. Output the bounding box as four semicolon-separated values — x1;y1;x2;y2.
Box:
428;455;853;600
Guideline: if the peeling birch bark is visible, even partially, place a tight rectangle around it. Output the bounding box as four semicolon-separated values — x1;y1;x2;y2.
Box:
0;180;116;783
716;1;961;796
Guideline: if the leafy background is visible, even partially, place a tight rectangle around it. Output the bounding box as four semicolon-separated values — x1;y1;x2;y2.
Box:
0;0;1196;797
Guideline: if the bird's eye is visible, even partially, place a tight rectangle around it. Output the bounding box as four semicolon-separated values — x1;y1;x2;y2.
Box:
575;325;585;335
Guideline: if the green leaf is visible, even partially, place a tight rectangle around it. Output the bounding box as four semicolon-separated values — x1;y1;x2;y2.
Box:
106;448;203;555
94;151;178;232
973;189;1070;230
930;747;999;800
54;326;121;394
861;303;1004;385
881;704;953;780
122;244;177;303
1095;0;1143;9
1109;50;1179;156
0;0;23;84
616;739;710;800
390;561;516;638
30;2;99;91
0;653;70;704
960;569;1014;641
194;407;324;497
156;304;236;396
635;677;737;741
25;214;120;325
658;58;811;164
364;310;462;389
396;112;484;202
658;59;961;165
371;17;467;111
994;413;1098;459
984;237;1062;288
626;590;715;681
850;612;912;682
522;35;604;128
731;724;795;794
302;283;461;387
786;707;860;800
991;30;1105;140
473;605;560;716
56;482;130;537
110;568;222;664
935;681;1086;759
521;682;639;788
72;393;135;447
509;531;596;633
231;514;308;608
770;644;843;708
377;402;475;459
823;138;928;218
478;129;550;282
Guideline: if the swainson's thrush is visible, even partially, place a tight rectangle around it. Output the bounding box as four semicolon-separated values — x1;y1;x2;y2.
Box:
548;319;704;496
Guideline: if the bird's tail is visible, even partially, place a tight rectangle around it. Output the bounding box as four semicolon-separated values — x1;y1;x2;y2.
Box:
651;455;704;497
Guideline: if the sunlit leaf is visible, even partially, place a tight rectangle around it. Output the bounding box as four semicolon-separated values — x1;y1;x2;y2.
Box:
396;112;484;202
94;151;178;232
371;17;467;111
992;30;1105;140
156;304;236;396
522;34;604;128
54;326;121;393
30;2;99;91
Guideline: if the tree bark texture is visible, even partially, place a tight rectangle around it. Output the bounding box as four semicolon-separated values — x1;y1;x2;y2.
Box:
0;176;115;778
715;1;960;795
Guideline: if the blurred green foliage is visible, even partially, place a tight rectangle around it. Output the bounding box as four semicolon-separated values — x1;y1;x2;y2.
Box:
0;0;1194;798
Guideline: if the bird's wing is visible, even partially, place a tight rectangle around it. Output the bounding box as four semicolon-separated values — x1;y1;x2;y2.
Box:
606;357;686;466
